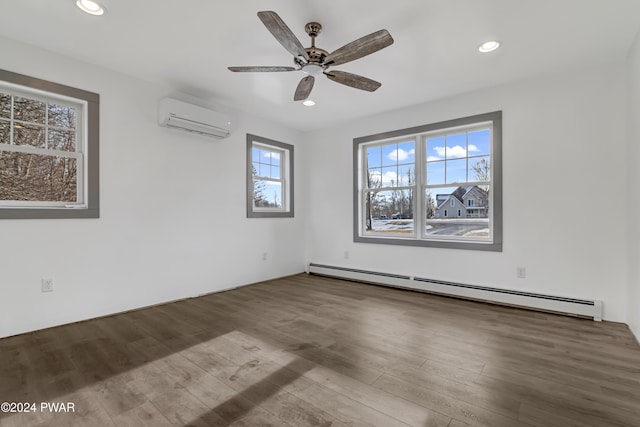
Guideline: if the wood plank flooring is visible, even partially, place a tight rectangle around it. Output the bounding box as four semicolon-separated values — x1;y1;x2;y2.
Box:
1;273;639;426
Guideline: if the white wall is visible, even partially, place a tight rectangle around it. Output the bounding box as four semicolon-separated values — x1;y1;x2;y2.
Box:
627;29;640;342
304;63;629;322
0;37;306;338
1;33;637;337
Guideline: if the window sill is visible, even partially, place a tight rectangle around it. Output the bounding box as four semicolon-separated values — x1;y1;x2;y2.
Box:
354;234;502;252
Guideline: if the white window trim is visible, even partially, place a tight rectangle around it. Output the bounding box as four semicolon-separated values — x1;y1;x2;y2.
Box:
252;142;288;213
421;122;494;244
246;134;294;218
361;136;418;238
0;87;86;208
353;111;502;252
0;69;99;219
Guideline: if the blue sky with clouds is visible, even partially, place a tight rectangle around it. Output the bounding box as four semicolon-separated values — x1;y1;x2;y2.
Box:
366;128;490;191
253;146;283;207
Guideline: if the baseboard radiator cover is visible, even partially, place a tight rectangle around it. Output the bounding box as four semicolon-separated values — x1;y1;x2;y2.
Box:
308;263;603;321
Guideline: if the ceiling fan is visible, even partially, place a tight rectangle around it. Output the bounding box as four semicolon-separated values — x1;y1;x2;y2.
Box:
228;11;394;101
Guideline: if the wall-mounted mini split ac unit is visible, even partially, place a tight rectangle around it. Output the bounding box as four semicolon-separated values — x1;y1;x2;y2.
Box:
158;98;231;140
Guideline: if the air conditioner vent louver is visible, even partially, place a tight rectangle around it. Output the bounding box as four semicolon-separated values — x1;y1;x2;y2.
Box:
158;98;231;140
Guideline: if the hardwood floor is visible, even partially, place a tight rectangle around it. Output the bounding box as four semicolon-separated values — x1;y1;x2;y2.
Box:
1;273;639;426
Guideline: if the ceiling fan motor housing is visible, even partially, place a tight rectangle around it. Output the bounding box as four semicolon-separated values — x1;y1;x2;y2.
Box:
306;47;328;63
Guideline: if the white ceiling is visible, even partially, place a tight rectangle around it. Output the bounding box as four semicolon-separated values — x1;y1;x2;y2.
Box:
1;1;639;132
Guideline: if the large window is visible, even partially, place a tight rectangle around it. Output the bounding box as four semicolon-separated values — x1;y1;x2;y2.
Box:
0;69;99;219
246;134;294;218
354;111;502;251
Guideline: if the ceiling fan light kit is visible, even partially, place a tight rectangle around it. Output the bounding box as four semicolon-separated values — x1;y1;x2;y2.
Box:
228;11;394;101
479;40;500;53
76;0;105;16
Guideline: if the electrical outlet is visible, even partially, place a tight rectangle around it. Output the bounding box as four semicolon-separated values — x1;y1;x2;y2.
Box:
262;252;268;261
41;278;54;293
344;251;349;259
517;267;526;279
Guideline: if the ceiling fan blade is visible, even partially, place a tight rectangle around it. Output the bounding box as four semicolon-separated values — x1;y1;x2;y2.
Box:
294;76;315;101
324;29;394;67
228;66;296;72
257;11;309;61
325;70;382;92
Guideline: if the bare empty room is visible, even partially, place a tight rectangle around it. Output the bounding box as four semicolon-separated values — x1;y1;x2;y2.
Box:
1;1;640;426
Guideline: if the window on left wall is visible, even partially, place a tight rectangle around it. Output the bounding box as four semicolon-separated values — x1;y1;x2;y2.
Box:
246;134;294;218
0;69;99;219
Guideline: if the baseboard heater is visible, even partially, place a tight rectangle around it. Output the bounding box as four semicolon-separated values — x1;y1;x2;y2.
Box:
308;263;602;321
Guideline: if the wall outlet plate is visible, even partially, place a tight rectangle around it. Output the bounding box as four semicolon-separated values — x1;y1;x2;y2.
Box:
41;278;54;292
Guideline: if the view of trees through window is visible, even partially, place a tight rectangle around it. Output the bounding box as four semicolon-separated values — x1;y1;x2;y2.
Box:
246;133;293;218
365;139;416;233
252;145;283;209
0;91;80;204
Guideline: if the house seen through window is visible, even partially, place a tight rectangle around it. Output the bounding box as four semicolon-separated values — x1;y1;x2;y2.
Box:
354;111;502;251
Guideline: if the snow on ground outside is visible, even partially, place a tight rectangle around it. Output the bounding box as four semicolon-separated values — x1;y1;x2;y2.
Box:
370;219;489;237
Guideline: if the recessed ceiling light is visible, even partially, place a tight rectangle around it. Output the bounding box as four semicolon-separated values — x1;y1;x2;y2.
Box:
76;0;105;16
303;100;316;107
478;40;500;53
